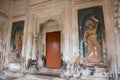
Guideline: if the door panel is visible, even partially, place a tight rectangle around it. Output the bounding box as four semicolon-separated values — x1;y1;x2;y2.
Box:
46;31;61;68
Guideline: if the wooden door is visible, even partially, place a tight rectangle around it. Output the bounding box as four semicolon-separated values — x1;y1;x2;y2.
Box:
46;31;61;68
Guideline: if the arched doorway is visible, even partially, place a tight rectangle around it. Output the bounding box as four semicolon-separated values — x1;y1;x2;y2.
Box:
39;19;62;69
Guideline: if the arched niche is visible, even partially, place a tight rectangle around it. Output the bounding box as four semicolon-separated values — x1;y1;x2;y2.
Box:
38;19;63;57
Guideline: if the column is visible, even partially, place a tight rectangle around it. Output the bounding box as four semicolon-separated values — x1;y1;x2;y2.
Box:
63;0;72;62
26;32;33;64
31;16;39;60
4;0;13;68
26;14;34;65
32;36;38;60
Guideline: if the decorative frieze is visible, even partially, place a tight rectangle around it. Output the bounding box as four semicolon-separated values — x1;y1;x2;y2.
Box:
74;0;101;4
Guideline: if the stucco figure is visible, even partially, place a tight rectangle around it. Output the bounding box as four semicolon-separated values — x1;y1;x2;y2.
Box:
84;18;102;63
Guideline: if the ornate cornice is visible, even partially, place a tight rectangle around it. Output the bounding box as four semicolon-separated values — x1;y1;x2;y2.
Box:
74;0;100;4
12;14;25;19
0;11;9;19
29;0;50;6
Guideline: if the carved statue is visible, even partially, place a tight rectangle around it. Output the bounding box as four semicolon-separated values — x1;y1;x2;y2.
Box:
84;17;102;63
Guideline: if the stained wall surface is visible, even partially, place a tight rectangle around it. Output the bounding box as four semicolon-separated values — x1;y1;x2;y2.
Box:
0;0;119;79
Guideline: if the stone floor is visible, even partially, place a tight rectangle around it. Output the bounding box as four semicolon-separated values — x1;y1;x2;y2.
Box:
0;67;115;80
0;70;67;80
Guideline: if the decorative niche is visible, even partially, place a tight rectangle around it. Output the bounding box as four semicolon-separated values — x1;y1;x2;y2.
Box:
10;20;24;62
78;6;107;64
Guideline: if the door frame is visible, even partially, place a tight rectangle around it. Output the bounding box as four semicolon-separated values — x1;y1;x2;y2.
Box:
44;30;62;57
45;31;61;68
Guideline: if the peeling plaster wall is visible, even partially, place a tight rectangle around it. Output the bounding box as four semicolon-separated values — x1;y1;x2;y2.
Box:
8;0;108;62
24;0;72;62
70;1;117;79
2;0;118;76
0;0;10;68
0;16;9;68
111;0;120;79
71;0;107;60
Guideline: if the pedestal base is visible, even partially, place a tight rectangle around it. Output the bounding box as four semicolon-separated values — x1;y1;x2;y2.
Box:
81;76;109;80
81;62;109;67
80;62;109;80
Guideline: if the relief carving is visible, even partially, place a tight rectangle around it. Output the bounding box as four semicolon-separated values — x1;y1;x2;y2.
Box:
78;6;106;65
84;18;102;63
